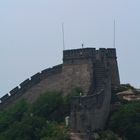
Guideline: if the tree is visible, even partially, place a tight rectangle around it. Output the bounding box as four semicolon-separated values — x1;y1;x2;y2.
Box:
31;91;66;122
0;99;29;133
0;91;73;140
109;101;140;140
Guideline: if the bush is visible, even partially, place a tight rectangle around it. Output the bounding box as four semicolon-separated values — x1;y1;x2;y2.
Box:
31;91;66;122
100;131;118;140
109;101;140;140
0;99;29;133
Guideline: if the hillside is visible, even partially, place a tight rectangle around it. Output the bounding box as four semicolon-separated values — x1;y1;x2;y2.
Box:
0;85;140;140
0;91;71;140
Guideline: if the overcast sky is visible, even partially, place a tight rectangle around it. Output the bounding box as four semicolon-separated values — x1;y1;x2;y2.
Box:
0;0;140;97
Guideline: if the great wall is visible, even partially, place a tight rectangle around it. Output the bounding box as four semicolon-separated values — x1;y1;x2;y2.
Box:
0;48;120;138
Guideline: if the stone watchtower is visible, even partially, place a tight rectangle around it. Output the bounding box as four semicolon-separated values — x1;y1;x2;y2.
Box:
68;48;120;133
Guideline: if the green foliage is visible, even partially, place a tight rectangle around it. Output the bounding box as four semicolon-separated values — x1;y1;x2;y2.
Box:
109;101;140;140
32;91;66;122
40;122;68;140
100;131;118;140
70;87;83;96
0;99;29;133
0;91;71;140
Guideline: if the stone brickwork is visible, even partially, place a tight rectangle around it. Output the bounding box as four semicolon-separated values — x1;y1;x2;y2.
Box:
0;48;120;133
69;48;120;133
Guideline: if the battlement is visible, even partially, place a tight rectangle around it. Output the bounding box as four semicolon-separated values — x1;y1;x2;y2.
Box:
63;48;96;61
106;48;117;58
63;48;117;63
0;64;62;105
71;89;104;112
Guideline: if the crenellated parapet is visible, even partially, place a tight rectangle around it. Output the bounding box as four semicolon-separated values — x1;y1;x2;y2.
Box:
63;48;117;64
71;89;105;111
0;65;62;105
63;48;96;61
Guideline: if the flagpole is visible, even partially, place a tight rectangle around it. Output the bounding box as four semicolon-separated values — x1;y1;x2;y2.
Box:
113;20;116;48
62;23;65;50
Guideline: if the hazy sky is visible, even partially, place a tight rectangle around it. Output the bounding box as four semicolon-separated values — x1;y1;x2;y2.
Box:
0;0;140;97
